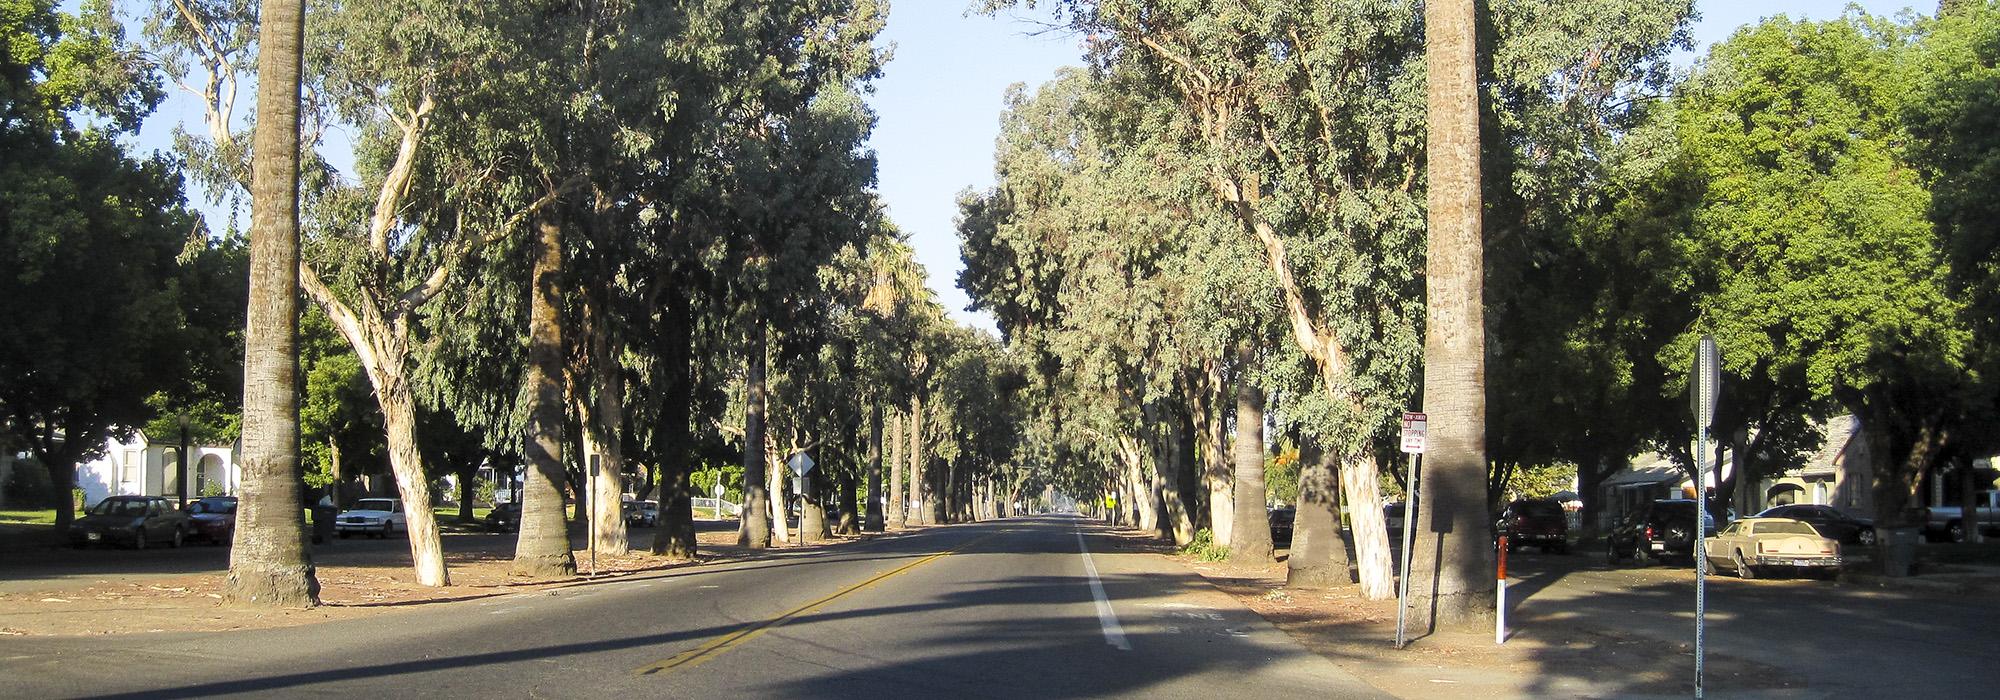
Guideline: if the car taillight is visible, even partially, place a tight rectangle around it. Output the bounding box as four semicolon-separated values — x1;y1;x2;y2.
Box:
1757;542;1771;554
1644;526;1654;540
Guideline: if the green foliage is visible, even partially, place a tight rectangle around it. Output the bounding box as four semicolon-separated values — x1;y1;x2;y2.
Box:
1180;528;1230;562
1265;445;1299;506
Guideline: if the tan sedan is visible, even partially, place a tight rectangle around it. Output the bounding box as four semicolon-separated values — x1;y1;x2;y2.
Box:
1702;517;1843;579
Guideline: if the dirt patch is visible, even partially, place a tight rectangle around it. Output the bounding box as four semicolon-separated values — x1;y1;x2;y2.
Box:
1167;549;1806;699
0;528;881;637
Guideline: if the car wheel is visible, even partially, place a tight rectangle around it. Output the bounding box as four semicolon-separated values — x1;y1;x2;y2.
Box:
1733;550;1756;580
1948;521;1966;544
1857;528;1877;547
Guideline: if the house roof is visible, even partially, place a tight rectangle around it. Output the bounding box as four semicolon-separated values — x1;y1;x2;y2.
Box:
1799;415;1857;478
1602;454;1688;488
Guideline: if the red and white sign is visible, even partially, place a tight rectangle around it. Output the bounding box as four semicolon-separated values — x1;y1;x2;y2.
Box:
1399;412;1428;454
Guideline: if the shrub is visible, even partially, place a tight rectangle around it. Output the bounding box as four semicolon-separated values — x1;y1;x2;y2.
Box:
1180;528;1230;562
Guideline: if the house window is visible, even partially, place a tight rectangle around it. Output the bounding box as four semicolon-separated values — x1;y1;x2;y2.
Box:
1813;483;1828;505
123;451;141;484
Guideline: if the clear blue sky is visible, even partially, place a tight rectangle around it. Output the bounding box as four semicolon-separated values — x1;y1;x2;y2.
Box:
869;0;1919;332
127;1;1922;331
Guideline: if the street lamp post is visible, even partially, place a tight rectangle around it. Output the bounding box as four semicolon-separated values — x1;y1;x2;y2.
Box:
176;413;191;509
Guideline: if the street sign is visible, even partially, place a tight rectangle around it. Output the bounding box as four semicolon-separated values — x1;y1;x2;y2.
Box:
1691;335;1720;438
711;481;723;498
787;452;816;477
1399;412;1428;454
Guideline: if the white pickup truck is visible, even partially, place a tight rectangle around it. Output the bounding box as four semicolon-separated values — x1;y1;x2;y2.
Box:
1923;491;2000;543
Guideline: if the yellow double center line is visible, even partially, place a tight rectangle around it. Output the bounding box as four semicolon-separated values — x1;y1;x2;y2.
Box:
634;535;990;676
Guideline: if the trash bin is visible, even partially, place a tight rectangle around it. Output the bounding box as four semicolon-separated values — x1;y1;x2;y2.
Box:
1879;526;1920;577
311;504;337;545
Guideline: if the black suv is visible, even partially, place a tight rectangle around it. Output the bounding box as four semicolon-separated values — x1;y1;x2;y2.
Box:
1497;498;1570;554
1608;499;1716;565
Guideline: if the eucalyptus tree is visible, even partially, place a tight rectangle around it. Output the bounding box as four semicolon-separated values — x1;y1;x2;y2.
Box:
227;0;317;606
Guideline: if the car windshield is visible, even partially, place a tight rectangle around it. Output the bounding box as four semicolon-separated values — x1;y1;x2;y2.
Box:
1515;502;1563;517
1757;520;1818;536
89;500;149;517
354;500;394;511
195;500;236;514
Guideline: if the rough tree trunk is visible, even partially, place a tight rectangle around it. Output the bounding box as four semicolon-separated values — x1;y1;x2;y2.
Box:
457;464;478;525
1404;0;1494;629
512;215;578;579
1289;436;1352;589
581;311;629;557
1202;359;1234;544
888;411;906;529
225;0;318;607
1229;350;1275;565
909;393;927;526
866;402;885;532
652;291;696;559
738;323;772;548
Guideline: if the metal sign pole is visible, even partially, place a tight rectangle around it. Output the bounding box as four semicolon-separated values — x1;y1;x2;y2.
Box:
1395;410;1426;649
1395;455;1420;649
1691;334;1719;700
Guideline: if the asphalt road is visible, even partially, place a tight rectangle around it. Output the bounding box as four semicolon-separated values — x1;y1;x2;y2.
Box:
0;516;1387;699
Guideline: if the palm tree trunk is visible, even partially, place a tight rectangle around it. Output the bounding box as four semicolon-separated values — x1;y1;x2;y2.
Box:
908;393;927;525
866;401;885;531
1408;0;1495;629
1228;344;1275;564
225;0;317;607
887;411;906;529
512;215;578;578
1289;435;1352;588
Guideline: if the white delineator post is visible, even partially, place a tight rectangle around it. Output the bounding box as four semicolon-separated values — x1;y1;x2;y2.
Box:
1495;535;1507;644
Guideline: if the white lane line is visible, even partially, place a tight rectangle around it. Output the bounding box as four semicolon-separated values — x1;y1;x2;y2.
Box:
1075;527;1131;651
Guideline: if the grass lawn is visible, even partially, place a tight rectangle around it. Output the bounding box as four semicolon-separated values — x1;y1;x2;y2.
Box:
433;505;493;522
0;509;55;525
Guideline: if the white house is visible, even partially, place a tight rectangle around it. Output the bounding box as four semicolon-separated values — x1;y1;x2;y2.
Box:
75;431;240;507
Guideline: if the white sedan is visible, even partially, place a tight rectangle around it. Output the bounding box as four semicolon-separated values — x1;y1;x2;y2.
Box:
1703;517;1842;579
335;498;407;538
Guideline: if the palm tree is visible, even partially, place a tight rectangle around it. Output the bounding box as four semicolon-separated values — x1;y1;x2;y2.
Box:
512;215;578;577
1228;343;1275;564
224;0;318;607
1409;0;1494;630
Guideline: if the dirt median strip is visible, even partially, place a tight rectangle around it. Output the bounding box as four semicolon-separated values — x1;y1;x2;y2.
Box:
0;526;919;637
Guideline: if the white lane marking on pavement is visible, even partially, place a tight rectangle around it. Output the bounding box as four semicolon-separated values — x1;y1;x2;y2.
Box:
1075;528;1131;651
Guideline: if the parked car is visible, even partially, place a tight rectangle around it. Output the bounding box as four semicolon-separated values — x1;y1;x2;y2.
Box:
1754;504;1875;546
1383;502;1409;537
625;500;659;527
1497;498;1569;554
1268;506;1296;545
1607;499;1717;566
484;502;521;533
69;496;190;549
335;498;406;538
187;496;238;545
1921;491;2000;543
1703;517;1843;579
